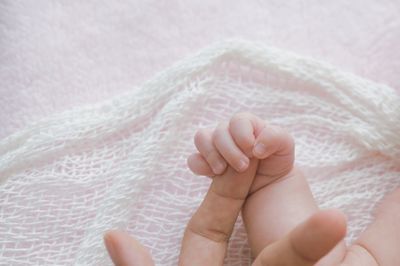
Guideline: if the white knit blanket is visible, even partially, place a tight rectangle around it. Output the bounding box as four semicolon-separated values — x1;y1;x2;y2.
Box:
1;41;399;265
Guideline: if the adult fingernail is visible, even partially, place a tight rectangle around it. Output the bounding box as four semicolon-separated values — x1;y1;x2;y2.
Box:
254;143;266;156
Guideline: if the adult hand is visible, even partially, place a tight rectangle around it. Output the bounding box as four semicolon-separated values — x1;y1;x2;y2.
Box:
104;172;400;266
104;159;260;266
103;209;346;266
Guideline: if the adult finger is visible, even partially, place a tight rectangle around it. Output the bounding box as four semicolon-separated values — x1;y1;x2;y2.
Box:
104;230;155;266
179;159;259;266
252;209;346;266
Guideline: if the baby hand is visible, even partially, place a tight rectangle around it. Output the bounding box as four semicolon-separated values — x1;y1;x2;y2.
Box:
188;112;295;194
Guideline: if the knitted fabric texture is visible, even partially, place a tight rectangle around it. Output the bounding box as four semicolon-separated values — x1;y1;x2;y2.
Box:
1;41;399;265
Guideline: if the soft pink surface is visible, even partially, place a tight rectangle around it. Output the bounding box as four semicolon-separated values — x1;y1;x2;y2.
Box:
1;0;399;140
1;3;400;264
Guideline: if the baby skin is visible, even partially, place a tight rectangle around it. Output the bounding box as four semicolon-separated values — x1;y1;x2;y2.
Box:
185;112;346;265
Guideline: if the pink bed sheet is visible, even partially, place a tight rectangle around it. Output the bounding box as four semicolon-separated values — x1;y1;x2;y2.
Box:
1;0;399;140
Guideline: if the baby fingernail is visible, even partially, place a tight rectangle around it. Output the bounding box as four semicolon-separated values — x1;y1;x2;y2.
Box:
238;158;248;171
254;143;266;156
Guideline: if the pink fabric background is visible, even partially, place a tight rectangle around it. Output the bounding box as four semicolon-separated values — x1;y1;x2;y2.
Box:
0;2;399;265
1;0;399;140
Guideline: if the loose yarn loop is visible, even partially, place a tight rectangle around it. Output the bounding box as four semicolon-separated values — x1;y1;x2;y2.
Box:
0;41;399;265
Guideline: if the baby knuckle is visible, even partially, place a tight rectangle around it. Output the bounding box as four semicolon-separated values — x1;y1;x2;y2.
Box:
238;134;253;147
212;123;227;142
194;128;211;147
278;127;295;147
230;112;251;123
